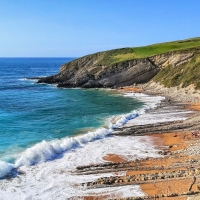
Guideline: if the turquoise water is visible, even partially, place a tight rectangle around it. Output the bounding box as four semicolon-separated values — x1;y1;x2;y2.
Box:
0;58;143;164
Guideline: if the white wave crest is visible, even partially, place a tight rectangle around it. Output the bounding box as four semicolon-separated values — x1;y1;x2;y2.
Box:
15;111;140;168
15;127;113;167
0;161;14;178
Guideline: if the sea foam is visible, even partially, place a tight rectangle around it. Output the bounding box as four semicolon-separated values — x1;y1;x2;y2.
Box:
0;135;160;199
0;161;14;178
14;113;140;168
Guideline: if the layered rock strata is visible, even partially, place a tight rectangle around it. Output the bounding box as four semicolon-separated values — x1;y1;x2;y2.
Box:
37;51;194;88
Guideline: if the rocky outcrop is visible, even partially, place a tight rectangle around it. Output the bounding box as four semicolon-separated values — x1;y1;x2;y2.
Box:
141;81;200;103
149;52;194;68
83;168;200;188
37;50;194;88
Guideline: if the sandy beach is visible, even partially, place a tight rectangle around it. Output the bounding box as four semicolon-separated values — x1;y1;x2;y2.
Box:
78;85;200;200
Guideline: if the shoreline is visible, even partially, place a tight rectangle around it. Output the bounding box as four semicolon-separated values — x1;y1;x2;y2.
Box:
79;85;200;199
1;84;200;199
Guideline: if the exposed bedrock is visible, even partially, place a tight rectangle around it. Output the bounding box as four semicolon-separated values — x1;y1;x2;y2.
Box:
37;51;194;88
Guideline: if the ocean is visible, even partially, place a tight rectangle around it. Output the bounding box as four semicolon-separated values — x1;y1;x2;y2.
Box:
0;58;190;199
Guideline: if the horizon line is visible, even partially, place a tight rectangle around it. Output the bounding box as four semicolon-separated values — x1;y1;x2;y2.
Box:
0;56;78;58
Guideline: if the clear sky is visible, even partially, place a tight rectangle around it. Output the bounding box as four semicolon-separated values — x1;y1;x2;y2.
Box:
0;0;200;57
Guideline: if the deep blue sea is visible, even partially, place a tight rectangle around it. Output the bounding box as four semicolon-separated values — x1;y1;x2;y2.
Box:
0;58;143;167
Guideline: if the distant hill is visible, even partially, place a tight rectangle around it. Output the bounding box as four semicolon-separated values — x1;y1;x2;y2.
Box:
37;37;200;89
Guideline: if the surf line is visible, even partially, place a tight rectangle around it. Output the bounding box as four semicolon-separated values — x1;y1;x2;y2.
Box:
0;92;163;178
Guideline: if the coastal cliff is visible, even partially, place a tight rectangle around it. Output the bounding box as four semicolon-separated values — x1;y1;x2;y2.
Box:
37;38;200;89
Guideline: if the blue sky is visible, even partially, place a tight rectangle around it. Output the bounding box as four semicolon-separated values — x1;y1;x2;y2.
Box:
0;0;200;57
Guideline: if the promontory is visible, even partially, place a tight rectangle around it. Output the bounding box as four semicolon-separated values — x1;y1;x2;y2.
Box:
37;37;200;91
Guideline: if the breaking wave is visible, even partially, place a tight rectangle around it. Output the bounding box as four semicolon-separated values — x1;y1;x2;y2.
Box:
0;92;164;178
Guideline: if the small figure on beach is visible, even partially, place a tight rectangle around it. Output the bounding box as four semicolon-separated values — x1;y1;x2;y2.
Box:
174;133;177;137
191;130;200;138
189;165;195;173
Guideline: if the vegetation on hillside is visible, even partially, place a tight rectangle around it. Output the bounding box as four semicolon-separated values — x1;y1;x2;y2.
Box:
153;54;200;89
97;37;200;66
96;48;134;66
132;37;200;58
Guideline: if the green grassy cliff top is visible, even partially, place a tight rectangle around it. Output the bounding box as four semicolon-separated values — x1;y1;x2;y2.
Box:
96;37;200;66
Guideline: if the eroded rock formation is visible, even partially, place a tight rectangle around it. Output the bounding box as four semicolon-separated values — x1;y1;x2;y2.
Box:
37;50;194;88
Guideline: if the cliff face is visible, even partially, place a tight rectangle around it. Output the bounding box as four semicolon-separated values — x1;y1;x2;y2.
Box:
37;50;194;88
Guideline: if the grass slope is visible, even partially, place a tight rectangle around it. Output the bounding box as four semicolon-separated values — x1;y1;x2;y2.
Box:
97;37;200;66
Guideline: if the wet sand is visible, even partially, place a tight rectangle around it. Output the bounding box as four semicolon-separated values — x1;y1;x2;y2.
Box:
140;179;193;199
103;154;126;163
117;86;143;93
187;102;200;111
